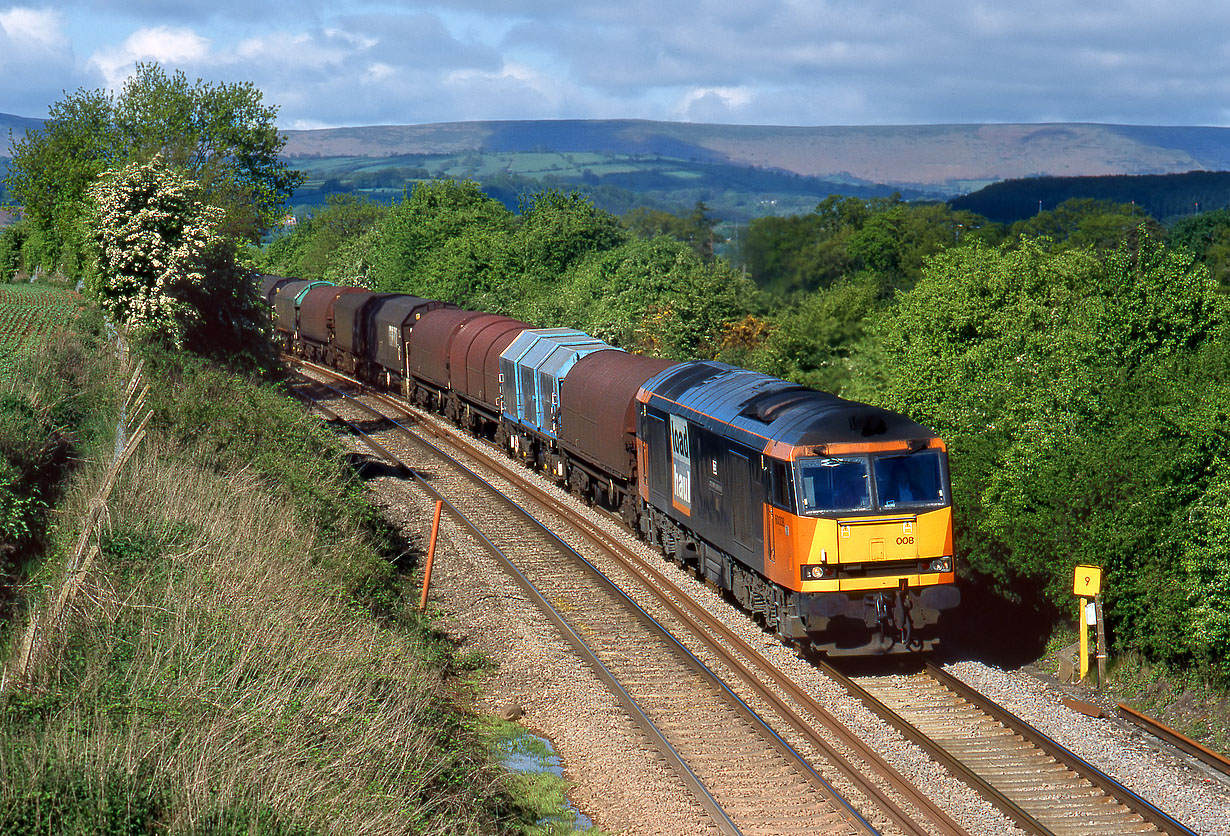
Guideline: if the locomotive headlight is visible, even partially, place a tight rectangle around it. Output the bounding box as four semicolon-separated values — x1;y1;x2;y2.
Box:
928;556;953;573
801;565;834;581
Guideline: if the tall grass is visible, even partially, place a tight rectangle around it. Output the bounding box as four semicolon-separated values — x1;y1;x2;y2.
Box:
1;348;538;835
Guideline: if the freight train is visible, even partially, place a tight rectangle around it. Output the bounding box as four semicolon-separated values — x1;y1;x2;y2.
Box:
263;275;960;655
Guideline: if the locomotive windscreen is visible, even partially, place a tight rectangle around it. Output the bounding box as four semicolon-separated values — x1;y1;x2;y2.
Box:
796;449;946;515
873;451;945;509
798;457;872;514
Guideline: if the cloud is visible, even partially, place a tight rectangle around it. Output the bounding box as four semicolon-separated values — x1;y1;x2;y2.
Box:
8;1;1230;128
674;87;754;122
90;26;211;88
0;6;68;51
0;6;97;119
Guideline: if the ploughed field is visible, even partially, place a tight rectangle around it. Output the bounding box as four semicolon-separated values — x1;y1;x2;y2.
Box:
0;284;82;374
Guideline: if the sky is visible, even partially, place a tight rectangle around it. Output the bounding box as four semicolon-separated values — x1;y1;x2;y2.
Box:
3;1;1230;130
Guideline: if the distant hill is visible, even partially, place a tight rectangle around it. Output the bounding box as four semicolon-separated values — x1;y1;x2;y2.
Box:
279;120;1230;195
0;113;42;150
7;112;1230;215
950;170;1230;224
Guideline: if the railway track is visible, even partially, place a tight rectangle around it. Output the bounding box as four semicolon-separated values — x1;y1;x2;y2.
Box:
824;662;1200;836
1116;702;1230;780
289;358;1206;836
290;365;885;836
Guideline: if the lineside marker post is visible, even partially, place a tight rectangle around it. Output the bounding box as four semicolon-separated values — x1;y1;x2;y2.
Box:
1095;594;1108;684
1073;565;1103;685
419;500;444;613
1079;596;1089;681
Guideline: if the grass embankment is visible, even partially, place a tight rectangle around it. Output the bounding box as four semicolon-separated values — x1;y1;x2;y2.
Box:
0;294;587;834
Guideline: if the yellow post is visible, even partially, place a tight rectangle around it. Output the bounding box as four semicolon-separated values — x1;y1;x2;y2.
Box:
1073;566;1102;683
1079;596;1089;680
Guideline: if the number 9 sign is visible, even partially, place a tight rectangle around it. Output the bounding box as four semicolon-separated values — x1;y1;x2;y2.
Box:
1073;565;1102;596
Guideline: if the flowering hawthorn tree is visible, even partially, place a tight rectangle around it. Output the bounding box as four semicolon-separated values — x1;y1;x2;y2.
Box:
88;154;224;347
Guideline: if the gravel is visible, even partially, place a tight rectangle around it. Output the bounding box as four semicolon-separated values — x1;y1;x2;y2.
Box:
943;661;1230;836
331;398;1230;836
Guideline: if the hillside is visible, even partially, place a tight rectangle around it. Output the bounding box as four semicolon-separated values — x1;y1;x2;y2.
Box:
278;119;1230;194
7;112;1230;207
951;170;1230;223
0;113;42;148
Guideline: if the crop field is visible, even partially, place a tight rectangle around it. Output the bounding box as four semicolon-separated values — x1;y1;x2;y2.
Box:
0;283;84;376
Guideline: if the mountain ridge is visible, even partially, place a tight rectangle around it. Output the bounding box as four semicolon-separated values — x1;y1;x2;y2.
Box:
4;113;1230;195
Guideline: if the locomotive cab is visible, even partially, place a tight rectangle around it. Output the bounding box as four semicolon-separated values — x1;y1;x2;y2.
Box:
637;360;960;656
767;440;959;653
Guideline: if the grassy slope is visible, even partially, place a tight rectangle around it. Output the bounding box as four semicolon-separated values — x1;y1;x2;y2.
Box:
0;289;583;835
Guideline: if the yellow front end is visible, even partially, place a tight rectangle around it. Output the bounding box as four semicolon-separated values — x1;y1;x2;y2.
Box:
763;505;955;594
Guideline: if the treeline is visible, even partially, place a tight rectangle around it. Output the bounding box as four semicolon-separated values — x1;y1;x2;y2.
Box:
265;185;1230;680
262;185;753;361
285;149;929;221
951;170;1230;224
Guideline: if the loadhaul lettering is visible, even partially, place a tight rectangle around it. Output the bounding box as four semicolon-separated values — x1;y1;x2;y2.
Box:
670;414;691;513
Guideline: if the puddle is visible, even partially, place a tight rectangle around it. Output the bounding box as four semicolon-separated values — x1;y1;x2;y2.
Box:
498;729;594;832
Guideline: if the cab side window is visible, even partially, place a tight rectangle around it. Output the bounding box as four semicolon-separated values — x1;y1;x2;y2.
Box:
771;461;796;513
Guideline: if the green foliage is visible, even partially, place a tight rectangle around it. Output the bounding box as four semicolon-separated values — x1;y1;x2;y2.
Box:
0;297;115;573
0;223;26;282
740;194;995;296
753;273;880;395
875;235;1229;668
1167;208;1230;290
0;766;174;836
1008;198;1161;251
3;62;302;277
536;236;755;359
111;64;303;242
514;189;627;280
367;179;516;297
260;194;387;282
3;89;119;273
624;201;720;261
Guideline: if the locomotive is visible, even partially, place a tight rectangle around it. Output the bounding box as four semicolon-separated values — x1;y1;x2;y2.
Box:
263;275;959;655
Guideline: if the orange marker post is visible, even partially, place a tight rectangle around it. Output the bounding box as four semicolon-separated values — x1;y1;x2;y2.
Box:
419;500;444;612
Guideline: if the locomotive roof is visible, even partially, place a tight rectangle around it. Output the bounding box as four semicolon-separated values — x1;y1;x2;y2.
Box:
638;361;939;456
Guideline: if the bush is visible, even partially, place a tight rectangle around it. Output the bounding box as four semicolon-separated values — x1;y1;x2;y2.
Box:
874;234;1230;673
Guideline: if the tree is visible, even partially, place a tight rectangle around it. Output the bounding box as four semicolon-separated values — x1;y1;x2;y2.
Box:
624;201;720;261
4;63;302;273
87;154;270;368
1008;198;1159;251
543;237;756;359
367;179;515;294
756;273;881;395
1167;209;1230;290
514;188;626;279
875;234;1228;666
740;194;995;297
3;89;121;272
262;194;387;281
112;64;304;242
